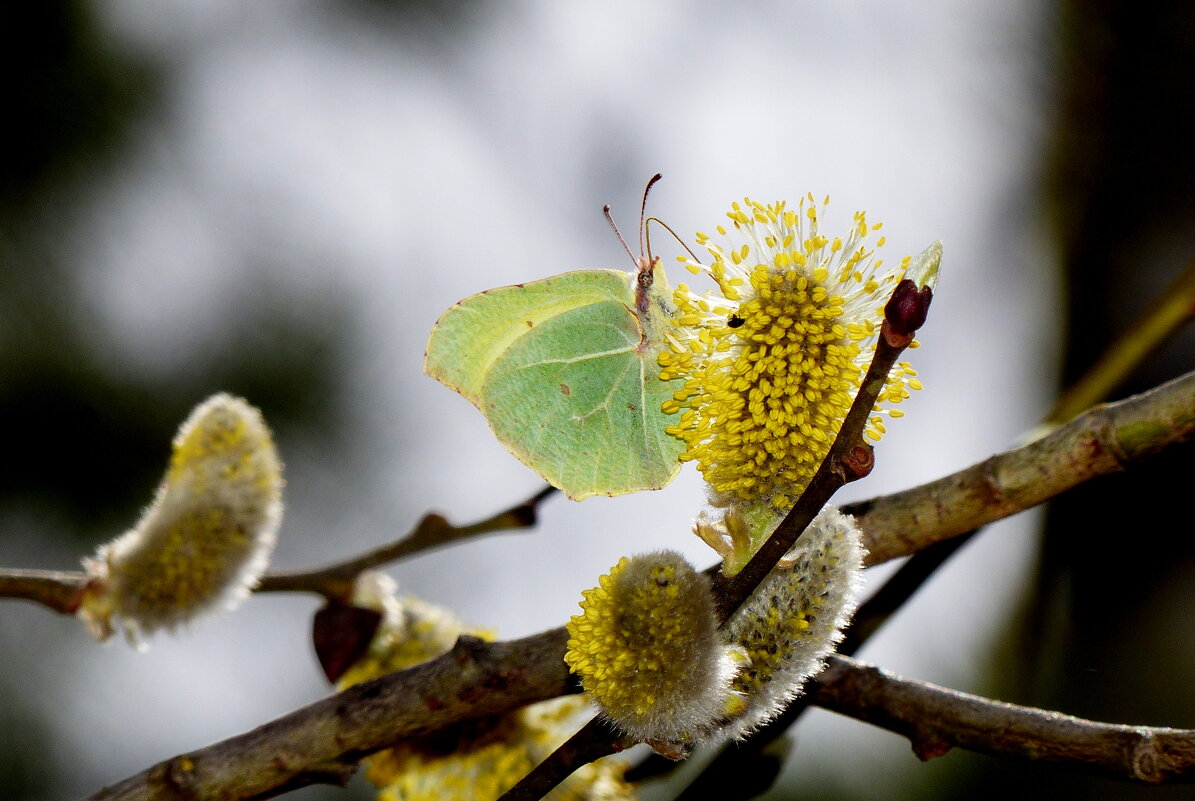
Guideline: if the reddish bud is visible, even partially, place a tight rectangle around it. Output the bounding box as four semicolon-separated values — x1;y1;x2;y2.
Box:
912;735;953;762
883;279;933;339
312;603;383;683
843;443;876;481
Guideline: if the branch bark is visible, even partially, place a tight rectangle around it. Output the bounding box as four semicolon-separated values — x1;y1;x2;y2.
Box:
501;297;928;801
86;634;1195;800
1;486;556;613
256;484;556;600
0;568;89;614
13;370;1195;798
84;630;573;801
813;655;1195;784
4;372;1193;616
847;369;1195;565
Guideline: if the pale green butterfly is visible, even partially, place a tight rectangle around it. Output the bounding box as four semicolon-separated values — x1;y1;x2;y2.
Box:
424;177;684;500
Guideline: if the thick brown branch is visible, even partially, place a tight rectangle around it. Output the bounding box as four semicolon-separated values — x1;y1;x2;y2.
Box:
813;655;1195;784
88;630;1195;800
848;369;1195;565
0;568;89;614
84;629;574;801
257;485;556;600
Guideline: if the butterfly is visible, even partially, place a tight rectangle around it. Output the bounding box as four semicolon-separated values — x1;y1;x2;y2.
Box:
424;176;685;499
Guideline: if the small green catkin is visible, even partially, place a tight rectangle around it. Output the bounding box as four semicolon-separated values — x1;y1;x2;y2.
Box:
565;551;739;746
718;506;865;741
79;394;283;644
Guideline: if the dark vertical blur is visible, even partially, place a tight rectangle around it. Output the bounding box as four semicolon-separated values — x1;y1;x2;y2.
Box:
1;2;352;799
942;2;1195;799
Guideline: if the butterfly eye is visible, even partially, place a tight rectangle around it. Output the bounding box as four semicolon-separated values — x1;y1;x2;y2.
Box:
727;315;745;329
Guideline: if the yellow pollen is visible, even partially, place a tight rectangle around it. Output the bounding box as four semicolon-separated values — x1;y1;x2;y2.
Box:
661;196;921;512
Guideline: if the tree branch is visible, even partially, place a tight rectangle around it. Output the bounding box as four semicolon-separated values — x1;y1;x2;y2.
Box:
847;369;1195;566
631;532;978;789
0;568;89;614
256;484;556;600
499;283;933;801
813;655;1195;784
87;631;1195;800
707;320;907;620
84;630;575;801
7;373;1193;616
0;486;557;614
9;371;1193;797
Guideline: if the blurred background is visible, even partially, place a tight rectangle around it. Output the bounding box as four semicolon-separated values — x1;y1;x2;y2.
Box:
1;1;1192;799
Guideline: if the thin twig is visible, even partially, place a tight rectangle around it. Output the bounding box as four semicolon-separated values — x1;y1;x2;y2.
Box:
0;485;557;614
708;323;909;622
493;717;633;801
257;484;556;600
813;655;1195;784
0;568;90;614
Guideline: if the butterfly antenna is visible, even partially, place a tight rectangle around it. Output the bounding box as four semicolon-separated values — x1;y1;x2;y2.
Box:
639;173;663;260
603;204;638;267
645;216;701;263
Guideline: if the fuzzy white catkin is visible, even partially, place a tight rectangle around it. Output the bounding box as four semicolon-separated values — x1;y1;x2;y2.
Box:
717;506;865;742
79;394;283;644
565;551;740;746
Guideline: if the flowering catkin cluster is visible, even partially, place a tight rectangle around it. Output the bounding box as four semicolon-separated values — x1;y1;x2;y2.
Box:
660;196;922;516
78;393;283;644
564;551;739;745
565;518;863;748
339;573;634;801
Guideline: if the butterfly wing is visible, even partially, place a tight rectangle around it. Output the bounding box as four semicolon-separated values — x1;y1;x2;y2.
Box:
425;269;683;499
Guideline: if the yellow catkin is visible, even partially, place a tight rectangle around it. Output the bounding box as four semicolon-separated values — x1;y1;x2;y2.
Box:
564;552;738;744
660;197;920;514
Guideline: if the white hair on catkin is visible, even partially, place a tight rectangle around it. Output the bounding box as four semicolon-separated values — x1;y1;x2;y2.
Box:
717;505;865;742
565;550;741;747
79;394;283;645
